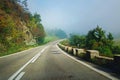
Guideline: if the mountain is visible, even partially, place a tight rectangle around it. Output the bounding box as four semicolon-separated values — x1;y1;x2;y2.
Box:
46;28;67;39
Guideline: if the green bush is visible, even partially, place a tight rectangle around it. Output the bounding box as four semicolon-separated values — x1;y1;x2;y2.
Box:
112;46;120;54
69;34;86;48
66;26;117;57
97;46;113;57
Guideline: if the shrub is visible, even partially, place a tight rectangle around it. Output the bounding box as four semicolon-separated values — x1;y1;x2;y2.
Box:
86;26;114;57
69;34;86;48
97;46;113;57
112;46;120;54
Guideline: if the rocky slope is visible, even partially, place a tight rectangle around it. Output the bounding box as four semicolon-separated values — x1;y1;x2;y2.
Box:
0;0;45;53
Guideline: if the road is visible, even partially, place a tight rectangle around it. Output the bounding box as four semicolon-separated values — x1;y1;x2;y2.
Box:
0;41;118;80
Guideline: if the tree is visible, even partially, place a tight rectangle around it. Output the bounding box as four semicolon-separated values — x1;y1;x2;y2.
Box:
27;13;46;44
22;0;27;8
0;0;46;50
86;26;114;56
33;13;41;24
86;26;106;49
35;24;46;44
69;34;86;48
107;32;113;40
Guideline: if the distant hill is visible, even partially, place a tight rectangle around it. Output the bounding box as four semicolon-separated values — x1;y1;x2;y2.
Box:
45;28;67;39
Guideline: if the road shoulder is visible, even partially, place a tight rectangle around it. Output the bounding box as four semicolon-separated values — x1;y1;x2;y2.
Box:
56;44;120;80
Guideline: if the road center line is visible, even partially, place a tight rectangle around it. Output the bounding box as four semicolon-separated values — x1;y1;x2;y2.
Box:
56;44;119;80
31;54;41;63
15;72;25;80
8;46;48;80
31;46;47;63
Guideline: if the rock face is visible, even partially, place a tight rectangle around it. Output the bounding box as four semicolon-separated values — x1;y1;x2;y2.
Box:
24;26;36;45
21;23;36;45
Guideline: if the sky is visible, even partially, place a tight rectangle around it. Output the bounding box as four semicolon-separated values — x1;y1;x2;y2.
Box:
27;0;120;35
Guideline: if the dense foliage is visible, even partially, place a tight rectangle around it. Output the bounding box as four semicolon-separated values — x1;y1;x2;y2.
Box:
0;0;45;55
68;26;120;57
86;26;114;56
27;13;45;44
69;34;86;48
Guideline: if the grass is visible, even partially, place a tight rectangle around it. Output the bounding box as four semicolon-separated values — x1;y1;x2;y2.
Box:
0;36;58;57
0;44;38;57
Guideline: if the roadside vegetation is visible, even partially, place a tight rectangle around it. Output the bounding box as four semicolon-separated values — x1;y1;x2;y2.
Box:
0;0;46;56
61;26;120;57
0;0;67;57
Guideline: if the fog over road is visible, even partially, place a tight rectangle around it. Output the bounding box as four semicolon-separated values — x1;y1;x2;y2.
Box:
0;41;118;80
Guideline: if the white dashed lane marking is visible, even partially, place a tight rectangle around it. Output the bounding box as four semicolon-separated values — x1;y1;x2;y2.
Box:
15;72;25;80
8;46;48;80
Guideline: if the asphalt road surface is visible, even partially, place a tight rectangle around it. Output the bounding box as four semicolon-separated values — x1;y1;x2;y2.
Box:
0;41;119;80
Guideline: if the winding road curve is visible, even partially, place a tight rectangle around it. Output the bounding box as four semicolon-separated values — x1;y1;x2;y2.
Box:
0;41;119;80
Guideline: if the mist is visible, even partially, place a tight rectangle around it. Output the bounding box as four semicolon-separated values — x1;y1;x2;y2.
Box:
28;0;120;35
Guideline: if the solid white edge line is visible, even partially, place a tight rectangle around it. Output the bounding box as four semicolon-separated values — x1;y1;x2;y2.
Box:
15;72;25;80
8;46;48;80
56;44;119;80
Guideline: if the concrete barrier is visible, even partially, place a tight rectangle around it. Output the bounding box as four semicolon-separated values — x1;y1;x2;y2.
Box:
58;44;64;50
77;49;86;55
68;47;73;54
61;44;66;51
64;46;68;52
73;48;77;56
86;50;99;60
58;43;120;73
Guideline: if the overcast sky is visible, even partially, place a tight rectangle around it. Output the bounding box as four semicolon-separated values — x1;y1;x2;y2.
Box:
28;0;120;34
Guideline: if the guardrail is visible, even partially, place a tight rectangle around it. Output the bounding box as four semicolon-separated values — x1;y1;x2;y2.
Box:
58;43;120;73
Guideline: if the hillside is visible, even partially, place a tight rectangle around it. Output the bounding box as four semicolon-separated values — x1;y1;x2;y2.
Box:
0;0;45;55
